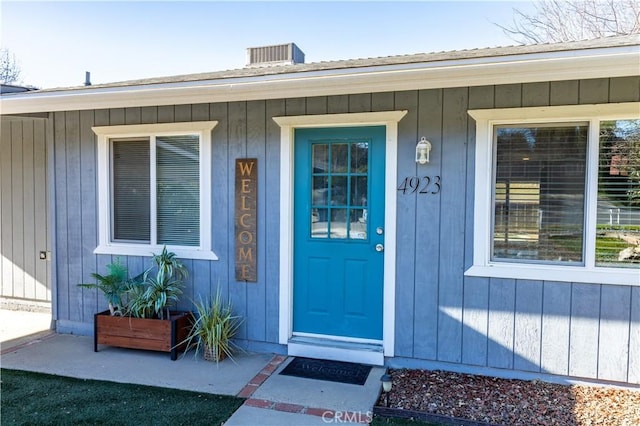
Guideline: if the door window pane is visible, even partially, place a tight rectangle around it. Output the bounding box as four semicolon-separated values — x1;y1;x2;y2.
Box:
351;142;369;173
351;176;368;206
312;176;329;206
332;144;349;173
596;119;640;268
492;125;588;263
331;176;348;206
349;208;367;239
312;208;329;238
330;208;348;239
313;144;328;173
309;140;370;240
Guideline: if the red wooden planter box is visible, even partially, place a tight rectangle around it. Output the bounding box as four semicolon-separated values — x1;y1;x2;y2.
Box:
94;310;193;360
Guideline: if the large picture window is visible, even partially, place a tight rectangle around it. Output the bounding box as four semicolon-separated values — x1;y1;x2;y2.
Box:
468;104;639;286
93;122;217;260
492;124;588;264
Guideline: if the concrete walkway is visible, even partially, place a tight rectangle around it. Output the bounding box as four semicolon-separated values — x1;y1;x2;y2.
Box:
0;309;384;425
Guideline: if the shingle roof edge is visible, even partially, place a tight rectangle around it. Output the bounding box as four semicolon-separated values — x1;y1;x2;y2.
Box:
15;34;640;94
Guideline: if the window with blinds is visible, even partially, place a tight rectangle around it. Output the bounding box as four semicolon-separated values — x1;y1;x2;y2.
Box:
492;124;588;264
112;138;151;242
596;119;640;268
468;103;639;284
110;134;200;247
156;135;200;246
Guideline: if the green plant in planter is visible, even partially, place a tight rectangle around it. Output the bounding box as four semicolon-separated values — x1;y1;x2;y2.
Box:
126;247;188;320
78;258;129;316
181;287;243;363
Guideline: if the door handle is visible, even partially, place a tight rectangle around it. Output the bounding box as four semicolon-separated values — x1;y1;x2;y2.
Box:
375;244;384;252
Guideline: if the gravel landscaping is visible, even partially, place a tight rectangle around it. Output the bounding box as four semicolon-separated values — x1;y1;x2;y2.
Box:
379;369;640;426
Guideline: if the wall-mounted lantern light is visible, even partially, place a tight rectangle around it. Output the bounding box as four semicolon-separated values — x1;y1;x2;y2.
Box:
415;137;432;164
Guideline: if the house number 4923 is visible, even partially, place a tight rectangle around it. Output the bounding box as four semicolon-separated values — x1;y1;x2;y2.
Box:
397;176;441;195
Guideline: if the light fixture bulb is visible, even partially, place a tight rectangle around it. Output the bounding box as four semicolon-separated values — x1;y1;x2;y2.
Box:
415;137;431;164
418;148;428;164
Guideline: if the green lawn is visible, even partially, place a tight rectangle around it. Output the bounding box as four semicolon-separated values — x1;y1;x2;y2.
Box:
1;369;244;425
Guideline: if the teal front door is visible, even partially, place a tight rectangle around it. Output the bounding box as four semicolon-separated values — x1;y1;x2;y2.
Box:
293;126;385;340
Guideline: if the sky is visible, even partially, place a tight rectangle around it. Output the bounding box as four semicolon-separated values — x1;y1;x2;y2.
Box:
1;1;536;89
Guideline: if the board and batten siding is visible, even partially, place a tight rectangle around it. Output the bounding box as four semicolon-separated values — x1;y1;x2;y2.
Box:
50;76;640;384
0;116;50;303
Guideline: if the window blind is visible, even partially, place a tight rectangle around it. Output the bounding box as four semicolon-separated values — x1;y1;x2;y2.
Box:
156;135;200;246
492;125;588;263
596;119;640;268
112;138;151;242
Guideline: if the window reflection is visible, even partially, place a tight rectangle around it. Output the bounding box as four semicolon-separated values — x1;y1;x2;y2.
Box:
596;119;640;268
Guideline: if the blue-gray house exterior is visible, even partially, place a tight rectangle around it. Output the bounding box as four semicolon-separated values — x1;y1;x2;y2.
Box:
1;36;639;386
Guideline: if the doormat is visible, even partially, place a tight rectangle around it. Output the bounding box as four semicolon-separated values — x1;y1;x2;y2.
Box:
279;357;372;385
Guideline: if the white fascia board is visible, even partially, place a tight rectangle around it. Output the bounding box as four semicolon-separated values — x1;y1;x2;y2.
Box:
1;45;638;115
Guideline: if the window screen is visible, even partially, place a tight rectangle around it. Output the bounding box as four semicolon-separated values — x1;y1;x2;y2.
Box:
492;124;588;264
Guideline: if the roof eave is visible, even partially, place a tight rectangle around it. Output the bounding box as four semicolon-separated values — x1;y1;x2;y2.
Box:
1;45;638;115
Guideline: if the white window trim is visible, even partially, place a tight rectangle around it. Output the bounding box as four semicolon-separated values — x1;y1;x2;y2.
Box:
92;121;218;260
467;103;640;286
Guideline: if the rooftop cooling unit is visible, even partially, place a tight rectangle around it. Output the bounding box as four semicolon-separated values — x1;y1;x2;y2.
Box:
246;43;305;67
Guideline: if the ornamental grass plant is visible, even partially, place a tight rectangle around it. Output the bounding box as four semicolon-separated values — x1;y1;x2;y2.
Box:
181;287;243;363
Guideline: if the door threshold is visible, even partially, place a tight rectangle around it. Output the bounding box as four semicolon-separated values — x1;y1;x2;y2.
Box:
288;336;384;366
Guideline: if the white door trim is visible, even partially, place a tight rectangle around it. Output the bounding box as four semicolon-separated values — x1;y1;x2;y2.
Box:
273;110;407;358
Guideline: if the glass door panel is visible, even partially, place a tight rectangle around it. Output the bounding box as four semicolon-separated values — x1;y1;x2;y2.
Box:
310;141;369;240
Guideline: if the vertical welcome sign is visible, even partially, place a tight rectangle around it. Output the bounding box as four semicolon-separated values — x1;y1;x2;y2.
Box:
235;158;257;282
